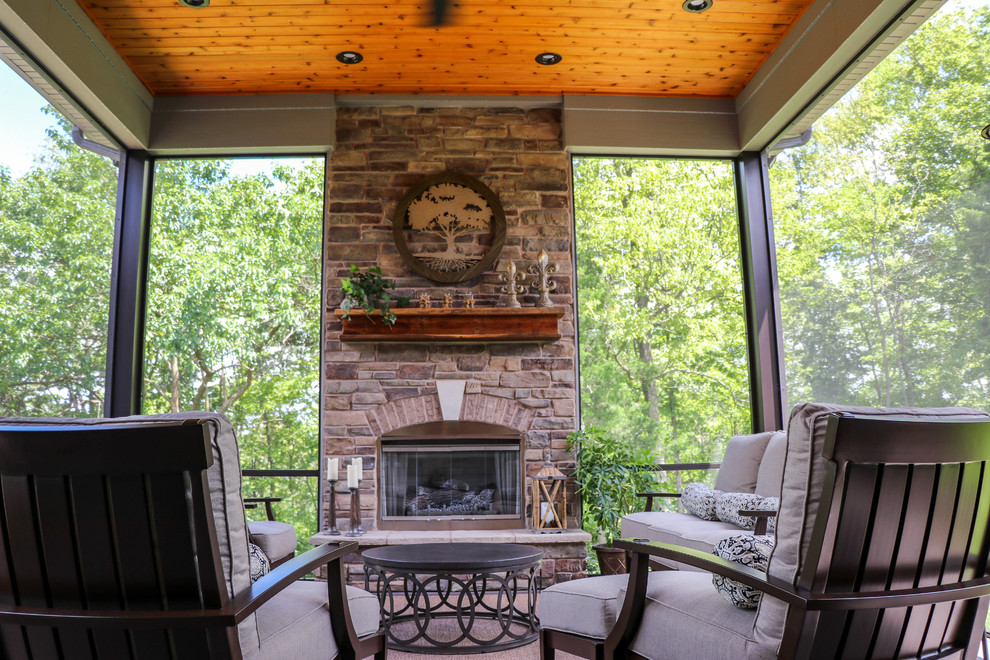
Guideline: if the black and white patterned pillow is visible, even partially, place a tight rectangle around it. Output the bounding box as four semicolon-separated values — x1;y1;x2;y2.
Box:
715;491;767;529
248;542;271;583
712;534;775;609
681;482;721;520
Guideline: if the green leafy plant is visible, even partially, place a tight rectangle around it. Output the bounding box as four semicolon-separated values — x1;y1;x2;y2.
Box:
339;265;409;326
567;425;655;546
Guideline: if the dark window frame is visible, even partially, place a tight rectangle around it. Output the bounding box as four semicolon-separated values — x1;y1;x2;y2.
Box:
105;152;326;486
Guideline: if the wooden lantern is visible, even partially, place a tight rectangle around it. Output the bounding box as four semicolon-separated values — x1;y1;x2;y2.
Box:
531;449;567;533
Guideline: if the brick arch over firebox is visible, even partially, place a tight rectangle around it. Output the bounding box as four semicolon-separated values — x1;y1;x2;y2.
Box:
366;393;537;437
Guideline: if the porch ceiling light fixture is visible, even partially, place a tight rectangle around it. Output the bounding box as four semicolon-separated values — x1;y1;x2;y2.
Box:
535;52;563;66
682;0;713;12
982;123;990;140
336;51;364;64
178;0;209;7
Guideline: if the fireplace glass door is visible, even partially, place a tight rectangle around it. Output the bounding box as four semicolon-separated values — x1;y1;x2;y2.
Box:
381;444;521;520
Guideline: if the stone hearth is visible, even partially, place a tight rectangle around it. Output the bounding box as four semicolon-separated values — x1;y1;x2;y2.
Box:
320;104;588;585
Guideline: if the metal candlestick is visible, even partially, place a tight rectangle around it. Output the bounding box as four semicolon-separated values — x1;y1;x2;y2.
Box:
528;248;558;307
326;479;341;535
498;260;527;308
346;487;362;537
355;484;366;534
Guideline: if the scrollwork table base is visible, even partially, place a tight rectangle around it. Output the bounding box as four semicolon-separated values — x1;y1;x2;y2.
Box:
362;542;542;654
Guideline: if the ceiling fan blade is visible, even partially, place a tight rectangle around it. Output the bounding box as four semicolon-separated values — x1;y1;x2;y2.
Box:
430;0;450;26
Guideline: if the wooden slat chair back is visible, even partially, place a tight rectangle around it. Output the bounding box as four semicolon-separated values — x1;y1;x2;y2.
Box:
779;414;990;658
0;420;239;660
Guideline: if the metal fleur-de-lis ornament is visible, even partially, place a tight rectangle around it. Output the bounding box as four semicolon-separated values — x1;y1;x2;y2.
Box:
498;260;527;308
528;249;558;307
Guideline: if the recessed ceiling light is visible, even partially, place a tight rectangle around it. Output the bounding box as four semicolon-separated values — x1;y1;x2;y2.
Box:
535;52;562;66
682;0;713;12
336;51;364;64
178;0;209;7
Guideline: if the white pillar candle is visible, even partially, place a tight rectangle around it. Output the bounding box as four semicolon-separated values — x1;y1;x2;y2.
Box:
353;456;363;480
347;464;358;489
327;457;338;481
540;502;553;524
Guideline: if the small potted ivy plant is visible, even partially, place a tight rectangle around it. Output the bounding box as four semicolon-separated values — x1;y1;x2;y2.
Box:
339;265;409;326
567;425;654;574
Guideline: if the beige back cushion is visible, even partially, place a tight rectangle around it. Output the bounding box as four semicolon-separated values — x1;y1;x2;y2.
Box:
754;430;787;498
0;412;259;652
714;431;775;493
752;403;989;652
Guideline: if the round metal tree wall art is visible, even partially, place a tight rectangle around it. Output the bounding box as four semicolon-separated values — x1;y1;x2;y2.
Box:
393;172;506;283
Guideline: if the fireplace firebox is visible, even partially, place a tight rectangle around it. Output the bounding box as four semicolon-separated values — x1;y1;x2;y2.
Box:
378;421;524;530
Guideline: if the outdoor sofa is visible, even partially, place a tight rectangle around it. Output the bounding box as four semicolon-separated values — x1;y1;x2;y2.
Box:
621;428;786;570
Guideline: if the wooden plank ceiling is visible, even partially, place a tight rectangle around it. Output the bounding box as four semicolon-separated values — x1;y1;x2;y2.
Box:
77;0;815;98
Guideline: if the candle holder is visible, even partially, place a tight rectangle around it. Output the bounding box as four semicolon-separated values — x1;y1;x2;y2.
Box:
355;484;366;534
499;261;527;308
325;479;341;535
528;248;558;307
346;487;362;537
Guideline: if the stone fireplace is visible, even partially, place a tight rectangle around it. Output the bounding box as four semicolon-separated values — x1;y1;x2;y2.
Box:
313;103;589;586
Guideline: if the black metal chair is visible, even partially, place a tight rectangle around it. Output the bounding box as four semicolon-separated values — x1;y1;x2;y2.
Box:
0;414;386;660
540;404;990;660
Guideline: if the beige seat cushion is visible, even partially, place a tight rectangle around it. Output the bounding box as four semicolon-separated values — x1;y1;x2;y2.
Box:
248;520;298;562
246;581;381;660
621;511;744;571
714;431;775;493
625;571;772;660
537;574;628;640
539;571;773;660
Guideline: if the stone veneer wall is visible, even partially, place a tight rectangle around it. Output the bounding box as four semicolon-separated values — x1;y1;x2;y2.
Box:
323;106;580;542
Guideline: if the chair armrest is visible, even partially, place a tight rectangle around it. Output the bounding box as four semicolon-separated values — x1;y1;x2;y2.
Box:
635;492;680;512
229;541;354;621
235;540;386;658
0;542;358;630
611;538;990;612
612;538;801;604
738;509;776;535
244;496;283;521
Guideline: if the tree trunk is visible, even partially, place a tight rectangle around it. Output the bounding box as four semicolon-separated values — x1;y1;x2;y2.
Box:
169;356;181;413
635;293;661;423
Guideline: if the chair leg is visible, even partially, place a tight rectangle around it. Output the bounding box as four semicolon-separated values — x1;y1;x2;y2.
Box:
374;646;388;660
540;629;556;660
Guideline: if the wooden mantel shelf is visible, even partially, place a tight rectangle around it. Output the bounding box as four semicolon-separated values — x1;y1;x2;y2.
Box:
334;307;565;343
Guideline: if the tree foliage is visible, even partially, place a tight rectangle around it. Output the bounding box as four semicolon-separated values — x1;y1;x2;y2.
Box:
143;157;324;548
770;4;990;410
0;111;116;417
574;157;752;478
0;124;324;548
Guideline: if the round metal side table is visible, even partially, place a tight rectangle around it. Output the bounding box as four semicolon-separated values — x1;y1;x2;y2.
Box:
362;542;542;654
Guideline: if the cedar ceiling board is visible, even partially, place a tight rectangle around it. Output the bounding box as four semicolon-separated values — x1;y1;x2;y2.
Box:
76;0;816;98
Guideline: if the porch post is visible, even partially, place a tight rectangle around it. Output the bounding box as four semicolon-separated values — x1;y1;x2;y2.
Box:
105;150;154;417
734;151;786;432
